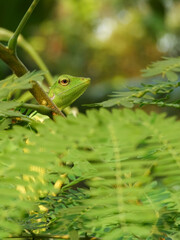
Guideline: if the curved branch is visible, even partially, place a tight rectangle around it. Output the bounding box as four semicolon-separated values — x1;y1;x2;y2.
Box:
0;27;53;85
0;43;65;117
8;0;40;52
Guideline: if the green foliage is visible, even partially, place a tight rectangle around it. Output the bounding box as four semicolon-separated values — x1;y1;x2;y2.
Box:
0;71;44;123
0;71;44;100
87;57;180;109
1;2;180;239
142;57;180;80
1;55;180;239
0;101;24;117
1;109;180;239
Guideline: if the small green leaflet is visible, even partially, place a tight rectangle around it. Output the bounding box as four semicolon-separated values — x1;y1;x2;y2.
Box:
85;80;180;108
0;70;44;100
166;71;178;82
142;57;180;81
0;101;30;120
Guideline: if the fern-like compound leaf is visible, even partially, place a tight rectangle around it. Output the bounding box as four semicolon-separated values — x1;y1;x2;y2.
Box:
0;109;180;239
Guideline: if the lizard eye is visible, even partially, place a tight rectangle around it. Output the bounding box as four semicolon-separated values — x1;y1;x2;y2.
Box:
58;78;70;86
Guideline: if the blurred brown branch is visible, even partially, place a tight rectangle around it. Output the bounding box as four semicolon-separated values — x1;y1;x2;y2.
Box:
0;42;65;118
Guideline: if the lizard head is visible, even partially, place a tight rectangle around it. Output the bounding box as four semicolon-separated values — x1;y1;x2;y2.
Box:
48;74;91;110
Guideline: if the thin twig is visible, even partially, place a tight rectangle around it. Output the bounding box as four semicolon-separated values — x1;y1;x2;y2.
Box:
8;0;40;52
0;27;53;85
20;103;54;118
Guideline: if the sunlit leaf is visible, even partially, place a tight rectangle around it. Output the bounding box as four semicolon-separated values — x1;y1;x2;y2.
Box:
0;71;44;100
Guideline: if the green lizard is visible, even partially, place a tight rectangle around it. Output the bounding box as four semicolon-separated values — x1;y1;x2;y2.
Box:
48;74;91;110
29;74;90;121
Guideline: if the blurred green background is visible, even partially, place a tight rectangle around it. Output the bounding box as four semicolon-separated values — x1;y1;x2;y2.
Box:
1;0;180;108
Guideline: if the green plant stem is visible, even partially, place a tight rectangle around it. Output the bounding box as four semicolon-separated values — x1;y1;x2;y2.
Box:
0;42;65;117
135;99;180;109
20;103;54;118
0;27;53;85
0;27;53;103
8;0;40;52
